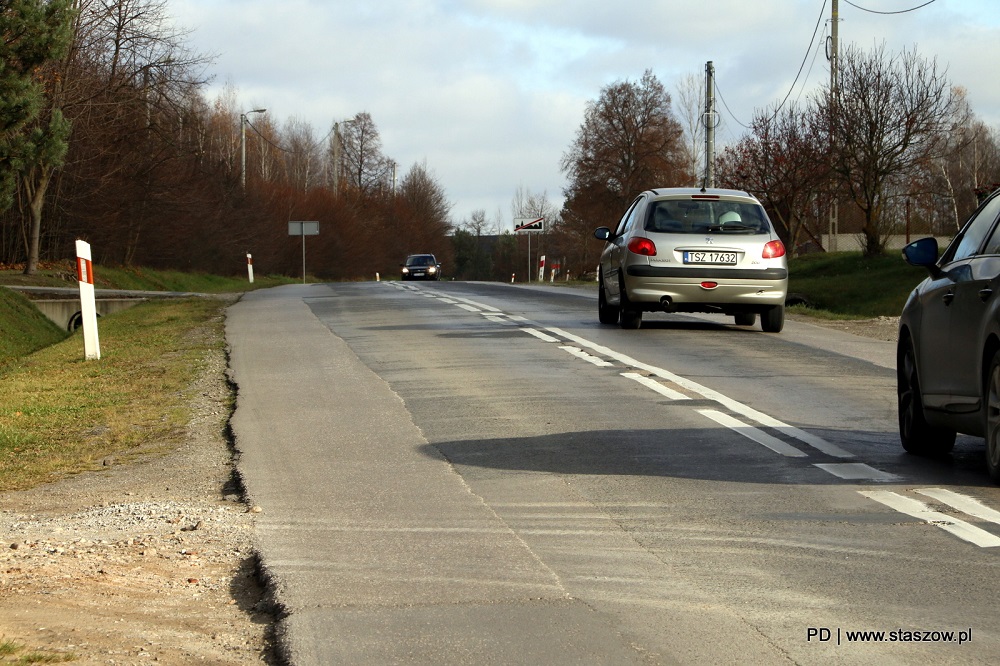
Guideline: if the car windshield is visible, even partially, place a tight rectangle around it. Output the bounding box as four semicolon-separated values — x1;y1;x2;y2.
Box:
406;256;434;267
644;200;769;234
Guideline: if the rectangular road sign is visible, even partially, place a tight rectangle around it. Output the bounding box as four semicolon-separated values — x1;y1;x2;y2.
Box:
514;217;544;232
288;221;319;236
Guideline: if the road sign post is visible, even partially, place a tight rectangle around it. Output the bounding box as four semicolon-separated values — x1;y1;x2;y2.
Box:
288;221;319;283
514;218;544;283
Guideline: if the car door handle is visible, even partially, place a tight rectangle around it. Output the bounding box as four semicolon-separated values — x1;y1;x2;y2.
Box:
943;290;954;305
980;287;994;302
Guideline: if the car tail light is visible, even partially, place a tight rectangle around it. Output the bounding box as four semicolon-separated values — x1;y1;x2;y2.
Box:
763;240;786;259
628;237;657;256
701;281;719;290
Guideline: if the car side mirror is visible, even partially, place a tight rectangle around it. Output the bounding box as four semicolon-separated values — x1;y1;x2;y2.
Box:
594;227;612;241
902;237;941;277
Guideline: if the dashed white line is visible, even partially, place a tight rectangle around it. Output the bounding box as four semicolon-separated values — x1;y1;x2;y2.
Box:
560;346;614;367
860;490;1000;548
915;488;1000;525
622;372;689;401
545;326;855;460
522;328;561;343
697;409;808;458
814;463;899;482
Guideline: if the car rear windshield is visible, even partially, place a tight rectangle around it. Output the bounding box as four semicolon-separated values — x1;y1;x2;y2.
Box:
644;200;770;234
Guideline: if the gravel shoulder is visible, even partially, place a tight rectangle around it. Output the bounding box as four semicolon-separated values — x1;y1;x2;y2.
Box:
0;310;897;665
0;342;277;665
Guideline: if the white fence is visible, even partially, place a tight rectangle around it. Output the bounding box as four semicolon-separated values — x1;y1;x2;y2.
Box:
819;234;954;253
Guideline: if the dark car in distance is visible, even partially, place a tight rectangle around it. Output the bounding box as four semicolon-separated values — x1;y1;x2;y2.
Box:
898;188;1000;482
401;254;441;281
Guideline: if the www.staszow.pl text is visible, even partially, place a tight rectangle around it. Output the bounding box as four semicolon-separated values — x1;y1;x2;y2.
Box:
807;627;972;645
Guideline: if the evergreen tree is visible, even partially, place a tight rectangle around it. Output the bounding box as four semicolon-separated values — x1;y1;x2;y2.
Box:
0;0;74;211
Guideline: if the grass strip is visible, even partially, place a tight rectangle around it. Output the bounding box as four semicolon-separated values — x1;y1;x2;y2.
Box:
0;289;69;367
0;297;229;492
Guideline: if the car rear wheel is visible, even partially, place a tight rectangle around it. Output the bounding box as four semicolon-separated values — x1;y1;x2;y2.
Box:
898;340;956;455
598;279;620;325
985;351;1000;482
734;312;757;326
617;278;642;329
761;305;784;333
620;308;642;329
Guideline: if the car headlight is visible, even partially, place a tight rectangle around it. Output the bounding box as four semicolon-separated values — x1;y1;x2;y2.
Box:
402;267;410;274
428;266;437;273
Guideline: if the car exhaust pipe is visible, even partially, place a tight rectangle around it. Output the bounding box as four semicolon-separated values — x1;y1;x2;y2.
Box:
660;296;675;312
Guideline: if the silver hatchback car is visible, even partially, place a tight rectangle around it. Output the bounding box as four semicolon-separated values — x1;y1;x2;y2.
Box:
594;188;788;330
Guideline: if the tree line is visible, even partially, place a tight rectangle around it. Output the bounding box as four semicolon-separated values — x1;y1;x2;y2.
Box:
0;0;452;280
549;44;1000;279
4;1;999;282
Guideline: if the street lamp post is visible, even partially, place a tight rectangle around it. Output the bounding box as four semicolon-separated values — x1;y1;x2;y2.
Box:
241;108;266;189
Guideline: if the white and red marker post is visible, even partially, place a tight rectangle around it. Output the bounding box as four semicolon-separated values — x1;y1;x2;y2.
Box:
246;252;254;284
75;240;101;360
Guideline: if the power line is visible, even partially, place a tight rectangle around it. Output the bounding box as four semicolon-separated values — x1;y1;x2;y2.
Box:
715;0;828;134
244;116;291;154
770;0;828;119
714;81;748;130
842;0;936;15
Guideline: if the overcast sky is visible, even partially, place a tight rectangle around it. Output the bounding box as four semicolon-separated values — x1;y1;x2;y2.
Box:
168;0;1000;230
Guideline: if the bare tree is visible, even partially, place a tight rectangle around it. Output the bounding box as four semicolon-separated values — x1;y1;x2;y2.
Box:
675;71;705;187
511;184;556;224
337;112;392;194
559;69;690;273
282;117;319;192
20;0;211;271
716;103;830;252
816;43;957;256
924;87;1000;233
562;69;691;207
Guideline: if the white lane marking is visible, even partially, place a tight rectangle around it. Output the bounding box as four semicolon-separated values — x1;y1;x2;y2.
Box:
448;296;500;313
915;488;1000;525
522;328;561;343
697;409;808;458
622;372;689;401
860;490;1000;548
814;463;900;482
456;303;480;312
560;346;614;367
546;327;855;460
398;293;872;469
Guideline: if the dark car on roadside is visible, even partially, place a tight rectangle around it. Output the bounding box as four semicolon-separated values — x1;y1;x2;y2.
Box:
898;188;1000;482
401;254;441;281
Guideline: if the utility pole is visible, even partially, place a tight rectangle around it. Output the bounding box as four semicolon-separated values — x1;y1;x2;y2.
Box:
704;61;716;189
828;0;839;251
241;108;266;190
332;122;342;192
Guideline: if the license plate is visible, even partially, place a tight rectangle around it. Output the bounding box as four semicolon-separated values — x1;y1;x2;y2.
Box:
683;251;738;265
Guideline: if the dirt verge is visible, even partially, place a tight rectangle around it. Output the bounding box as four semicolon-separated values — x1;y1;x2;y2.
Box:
0;342;277;665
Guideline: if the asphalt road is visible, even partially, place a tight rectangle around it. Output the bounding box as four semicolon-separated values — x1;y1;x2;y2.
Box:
226;281;1000;665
